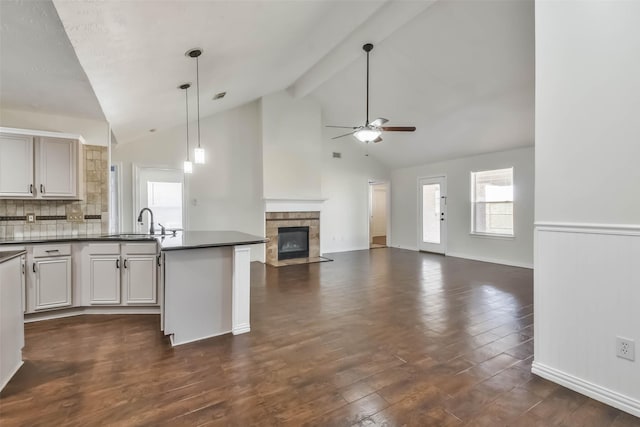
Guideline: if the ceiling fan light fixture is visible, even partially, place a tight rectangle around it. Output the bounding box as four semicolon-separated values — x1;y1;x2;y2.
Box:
353;128;382;143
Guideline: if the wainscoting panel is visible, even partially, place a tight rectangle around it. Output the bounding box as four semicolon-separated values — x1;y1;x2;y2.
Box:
534;223;640;417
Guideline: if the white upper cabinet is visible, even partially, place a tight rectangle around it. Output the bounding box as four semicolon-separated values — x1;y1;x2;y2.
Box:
36;137;77;198
0;133;34;198
0;127;83;200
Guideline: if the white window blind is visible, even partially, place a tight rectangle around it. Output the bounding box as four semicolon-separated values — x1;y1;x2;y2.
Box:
471;168;514;236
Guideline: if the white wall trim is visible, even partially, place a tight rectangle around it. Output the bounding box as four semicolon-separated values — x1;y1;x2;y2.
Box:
532;362;640;418
446;252;533;269
264;198;327;213
535;222;640;236
324;245;370;255
24;306;160;323
0;126;86;144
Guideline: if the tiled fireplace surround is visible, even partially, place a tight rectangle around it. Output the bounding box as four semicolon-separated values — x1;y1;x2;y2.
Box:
265;211;320;266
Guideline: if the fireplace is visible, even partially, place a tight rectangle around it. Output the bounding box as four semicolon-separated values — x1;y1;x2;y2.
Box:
278;226;309;260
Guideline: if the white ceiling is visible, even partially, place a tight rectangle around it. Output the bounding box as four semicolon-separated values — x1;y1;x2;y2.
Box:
0;0;105;120
311;0;535;168
52;0;386;144
2;0;534;168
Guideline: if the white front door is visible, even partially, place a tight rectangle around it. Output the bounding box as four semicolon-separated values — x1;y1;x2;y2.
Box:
418;176;447;254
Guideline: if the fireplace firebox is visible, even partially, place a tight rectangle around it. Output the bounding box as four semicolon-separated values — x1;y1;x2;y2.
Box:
278;226;309;260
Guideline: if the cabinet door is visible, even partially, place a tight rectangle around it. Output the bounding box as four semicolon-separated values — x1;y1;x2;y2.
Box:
20;255;26;315
34;257;72;310
37;137;77;198
89;256;121;305
124;256;157;304
0;134;34;198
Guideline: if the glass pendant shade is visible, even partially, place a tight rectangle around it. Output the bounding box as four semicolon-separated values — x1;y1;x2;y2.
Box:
353;128;382;142
194;147;205;164
183;160;193;174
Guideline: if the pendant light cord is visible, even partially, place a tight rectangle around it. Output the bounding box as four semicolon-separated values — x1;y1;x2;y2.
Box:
185;87;190;160
366;50;369;126
196;56;201;149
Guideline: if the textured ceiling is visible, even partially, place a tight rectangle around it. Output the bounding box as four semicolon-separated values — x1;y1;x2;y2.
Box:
313;0;535;168
0;0;105;120
52;0;385;144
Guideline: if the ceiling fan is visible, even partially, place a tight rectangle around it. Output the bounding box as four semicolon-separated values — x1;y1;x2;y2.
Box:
327;43;416;144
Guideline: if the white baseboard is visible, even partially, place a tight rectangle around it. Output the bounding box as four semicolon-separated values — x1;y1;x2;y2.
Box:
446;252;533;269
0;360;23;392
24;306;160;323
232;324;251;335
532;361;640;418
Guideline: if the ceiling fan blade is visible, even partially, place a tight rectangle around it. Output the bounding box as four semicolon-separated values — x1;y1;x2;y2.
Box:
373;136;383;143
326;125;357;129
381;126;416;132
369;118;388;127
332;131;355;140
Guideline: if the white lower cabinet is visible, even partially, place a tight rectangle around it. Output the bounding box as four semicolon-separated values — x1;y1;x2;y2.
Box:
124;255;157;304
89;255;121;304
87;242;158;307
33;256;72;311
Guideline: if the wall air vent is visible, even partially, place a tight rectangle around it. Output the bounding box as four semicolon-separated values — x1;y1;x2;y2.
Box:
213;92;226;100
332;152;342;159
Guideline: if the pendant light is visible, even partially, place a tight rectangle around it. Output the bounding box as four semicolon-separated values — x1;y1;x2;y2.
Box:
179;83;193;174
186;48;205;164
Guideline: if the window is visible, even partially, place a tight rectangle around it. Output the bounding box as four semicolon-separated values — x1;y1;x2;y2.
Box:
147;181;183;229
471;168;514;236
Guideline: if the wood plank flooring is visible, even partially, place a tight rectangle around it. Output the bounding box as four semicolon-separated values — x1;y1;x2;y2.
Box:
1;249;638;426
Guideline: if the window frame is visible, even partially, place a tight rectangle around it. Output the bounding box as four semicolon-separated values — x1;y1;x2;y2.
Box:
470;167;515;239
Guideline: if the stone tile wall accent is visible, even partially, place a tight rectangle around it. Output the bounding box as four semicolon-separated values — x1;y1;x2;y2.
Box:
265;211;320;266
0;145;109;240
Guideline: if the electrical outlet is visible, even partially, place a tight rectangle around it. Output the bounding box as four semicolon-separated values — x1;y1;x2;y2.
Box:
616;337;635;361
26;213;35;223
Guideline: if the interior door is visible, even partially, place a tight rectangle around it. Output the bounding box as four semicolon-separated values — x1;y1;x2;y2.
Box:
419;176;447;254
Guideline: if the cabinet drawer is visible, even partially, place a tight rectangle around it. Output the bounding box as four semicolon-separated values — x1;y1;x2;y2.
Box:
33;244;71;258
88;243;120;255
122;243;157;255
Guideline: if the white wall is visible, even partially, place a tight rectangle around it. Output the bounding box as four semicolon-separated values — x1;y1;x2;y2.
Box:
391;146;534;268
261;91;323;200
321;133;390;254
534;1;640;416
0;108;110;147
112;101;265;262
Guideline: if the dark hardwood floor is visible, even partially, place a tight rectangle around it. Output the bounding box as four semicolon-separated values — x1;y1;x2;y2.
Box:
1;249;638;426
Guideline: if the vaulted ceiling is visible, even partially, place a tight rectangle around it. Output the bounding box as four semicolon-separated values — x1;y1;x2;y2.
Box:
1;0;534;168
0;0;105;120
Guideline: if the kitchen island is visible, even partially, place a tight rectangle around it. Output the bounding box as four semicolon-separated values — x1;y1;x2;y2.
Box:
159;231;266;346
0;230;266;348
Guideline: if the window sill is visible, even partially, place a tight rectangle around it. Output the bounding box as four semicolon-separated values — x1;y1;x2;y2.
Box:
469;232;515;240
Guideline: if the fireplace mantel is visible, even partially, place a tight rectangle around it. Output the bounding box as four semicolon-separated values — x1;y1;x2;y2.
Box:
264;198;327;213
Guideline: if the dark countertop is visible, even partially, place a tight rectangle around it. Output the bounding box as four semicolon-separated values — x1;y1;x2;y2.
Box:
0;231;266;251
158;231;267;251
0;250;26;264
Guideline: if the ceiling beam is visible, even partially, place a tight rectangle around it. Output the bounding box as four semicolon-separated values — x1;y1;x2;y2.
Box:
287;0;438;99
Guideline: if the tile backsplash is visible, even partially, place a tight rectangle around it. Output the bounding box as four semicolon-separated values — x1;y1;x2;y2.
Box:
0;145;109;240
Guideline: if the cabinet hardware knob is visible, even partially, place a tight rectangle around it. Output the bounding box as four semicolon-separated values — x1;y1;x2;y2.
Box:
40;184;45;194
29;184;33;194
123;259;128;269
32;263;36;273
116;259;120;269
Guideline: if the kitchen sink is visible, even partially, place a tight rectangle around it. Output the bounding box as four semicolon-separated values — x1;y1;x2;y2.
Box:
101;233;157;240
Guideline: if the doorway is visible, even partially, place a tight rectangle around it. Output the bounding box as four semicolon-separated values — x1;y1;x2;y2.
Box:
369;182;389;249
134;167;185;233
418;176;447;254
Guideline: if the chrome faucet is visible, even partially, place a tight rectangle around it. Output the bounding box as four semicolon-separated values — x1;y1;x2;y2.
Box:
137;208;155;234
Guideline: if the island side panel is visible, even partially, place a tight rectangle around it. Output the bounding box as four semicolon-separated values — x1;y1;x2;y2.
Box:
163;246;233;346
232;246;251;335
